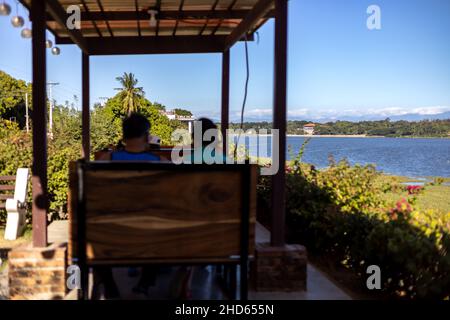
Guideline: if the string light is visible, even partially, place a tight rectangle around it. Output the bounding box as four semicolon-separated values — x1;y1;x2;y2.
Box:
11;1;24;27
0;1;11;16
20;27;31;38
3;1;61;55
51;47;60;55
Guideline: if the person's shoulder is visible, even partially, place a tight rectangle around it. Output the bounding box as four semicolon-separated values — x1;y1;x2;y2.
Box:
147;152;160;160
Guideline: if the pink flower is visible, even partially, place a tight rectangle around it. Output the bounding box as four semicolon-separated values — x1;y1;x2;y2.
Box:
406;185;422;195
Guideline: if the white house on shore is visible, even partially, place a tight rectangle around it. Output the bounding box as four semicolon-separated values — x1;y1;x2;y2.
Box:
160;110;196;133
303;123;315;135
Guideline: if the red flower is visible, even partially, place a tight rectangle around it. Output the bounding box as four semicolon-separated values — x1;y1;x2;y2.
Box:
388;198;412;221
406;185;422;195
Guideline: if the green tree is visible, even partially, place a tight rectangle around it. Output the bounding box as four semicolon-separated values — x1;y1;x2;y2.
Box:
114;72;145;116
173;108;193;117
151;102;166;111
0;70;31;128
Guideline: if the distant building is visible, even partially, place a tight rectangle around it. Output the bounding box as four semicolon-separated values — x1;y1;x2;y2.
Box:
160;110;177;120
303;123;315;135
160;110;196;133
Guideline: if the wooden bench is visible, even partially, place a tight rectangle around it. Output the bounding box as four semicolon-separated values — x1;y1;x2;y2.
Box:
0;168;29;240
68;161;257;300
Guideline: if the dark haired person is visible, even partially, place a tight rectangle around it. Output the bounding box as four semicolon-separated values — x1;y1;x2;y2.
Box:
190;117;227;164
95;113;159;299
97;113;160;161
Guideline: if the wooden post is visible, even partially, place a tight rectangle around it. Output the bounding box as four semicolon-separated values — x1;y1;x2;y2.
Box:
221;49;230;151
271;0;288;247
82;53;90;159
31;0;48;247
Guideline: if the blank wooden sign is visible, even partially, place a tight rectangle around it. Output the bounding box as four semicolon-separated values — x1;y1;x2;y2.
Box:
70;162;256;265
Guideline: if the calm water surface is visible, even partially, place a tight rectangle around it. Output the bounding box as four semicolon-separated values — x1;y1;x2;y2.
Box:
240;137;450;178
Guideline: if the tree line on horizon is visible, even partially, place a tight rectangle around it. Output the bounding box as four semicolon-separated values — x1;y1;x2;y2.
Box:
229;118;450;137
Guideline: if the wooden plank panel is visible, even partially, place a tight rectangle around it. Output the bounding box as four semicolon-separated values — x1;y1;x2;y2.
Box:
76;168;255;262
0;185;15;191
69;168;256;263
0;194;14;200
0;176;16;181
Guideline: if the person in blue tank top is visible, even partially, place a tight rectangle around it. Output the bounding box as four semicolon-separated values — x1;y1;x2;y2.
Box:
97;113;160;161
94;113;159;299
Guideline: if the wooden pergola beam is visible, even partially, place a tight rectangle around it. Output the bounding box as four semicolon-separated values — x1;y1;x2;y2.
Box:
45;0;89;53
31;0;48;248
271;0;288;246
55;36;226;55
221;50;230;151
82;53;90;159
43;9;274;22
224;0;273;50
80;0;102;37
55;35;253;55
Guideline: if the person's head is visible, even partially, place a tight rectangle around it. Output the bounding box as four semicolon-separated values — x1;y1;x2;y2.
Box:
192;117;218;148
122;113;150;146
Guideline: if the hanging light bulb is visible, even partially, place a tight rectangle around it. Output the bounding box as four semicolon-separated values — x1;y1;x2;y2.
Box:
46;40;53;48
11;14;23;27
21;27;31;38
51;47;60;55
11;2;23;27
148;9;158;27
0;2;11;16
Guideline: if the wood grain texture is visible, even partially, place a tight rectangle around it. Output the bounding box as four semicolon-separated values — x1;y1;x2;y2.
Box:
0;176;15;209
0;176;16;181
69;163;257;265
0;185;15;191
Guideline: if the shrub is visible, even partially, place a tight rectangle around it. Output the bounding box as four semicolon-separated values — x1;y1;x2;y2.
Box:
257;144;450;299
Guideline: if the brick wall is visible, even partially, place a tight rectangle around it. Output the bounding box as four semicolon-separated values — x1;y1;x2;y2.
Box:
8;242;67;300
251;242;307;292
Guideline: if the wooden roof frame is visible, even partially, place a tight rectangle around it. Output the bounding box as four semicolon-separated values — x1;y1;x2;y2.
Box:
22;0;275;55
27;0;288;251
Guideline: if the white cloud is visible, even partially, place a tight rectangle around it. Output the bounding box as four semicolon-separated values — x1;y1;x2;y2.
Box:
286;106;450;120
244;108;272;116
288;108;309;117
409;106;450;115
194;106;450;122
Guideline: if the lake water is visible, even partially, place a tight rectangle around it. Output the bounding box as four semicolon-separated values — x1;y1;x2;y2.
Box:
238;136;450;178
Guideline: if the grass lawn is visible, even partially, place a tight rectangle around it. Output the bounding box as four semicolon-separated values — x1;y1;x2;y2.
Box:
253;157;450;214
0;227;32;249
378;175;450;214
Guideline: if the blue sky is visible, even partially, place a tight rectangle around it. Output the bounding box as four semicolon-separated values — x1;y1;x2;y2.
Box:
1;0;449;121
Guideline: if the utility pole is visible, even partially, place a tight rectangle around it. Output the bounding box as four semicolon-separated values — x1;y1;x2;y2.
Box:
47;82;59;139
25;92;29;133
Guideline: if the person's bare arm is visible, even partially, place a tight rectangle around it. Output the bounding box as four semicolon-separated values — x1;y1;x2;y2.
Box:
95;150;112;161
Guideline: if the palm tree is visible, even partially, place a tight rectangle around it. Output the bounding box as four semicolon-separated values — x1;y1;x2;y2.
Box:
114;72;145;116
